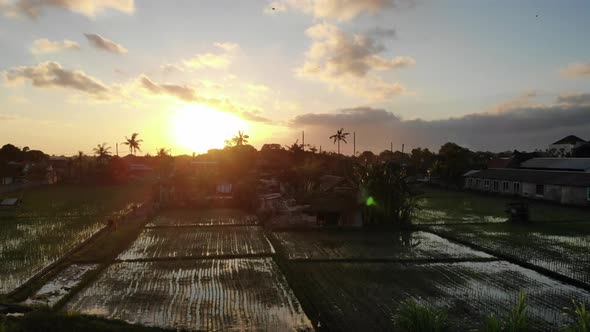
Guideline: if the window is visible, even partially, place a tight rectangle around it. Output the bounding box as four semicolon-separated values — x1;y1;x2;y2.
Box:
493;181;499;192
503;181;510;192
536;184;544;196
475;179;481;187
467;178;473;187
513;182;520;194
484;180;490;189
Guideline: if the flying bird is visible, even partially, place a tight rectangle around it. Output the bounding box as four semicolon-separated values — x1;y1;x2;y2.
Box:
536;14;539;17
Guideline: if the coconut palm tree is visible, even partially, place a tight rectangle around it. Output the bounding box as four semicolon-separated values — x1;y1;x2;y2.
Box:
228;131;249;146
156;147;171;158
329;128;350;154
93;143;111;162
122;133;143;155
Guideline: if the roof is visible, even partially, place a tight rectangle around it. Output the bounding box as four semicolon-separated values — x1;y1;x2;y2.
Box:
463;170;480;177
551;135;586;145
520;158;590;172
0;198;20;206
465;168;590;187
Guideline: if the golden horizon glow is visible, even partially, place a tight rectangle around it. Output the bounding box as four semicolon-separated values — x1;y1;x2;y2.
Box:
171;104;249;154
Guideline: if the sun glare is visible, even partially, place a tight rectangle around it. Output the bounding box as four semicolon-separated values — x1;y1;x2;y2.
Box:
172;104;248;153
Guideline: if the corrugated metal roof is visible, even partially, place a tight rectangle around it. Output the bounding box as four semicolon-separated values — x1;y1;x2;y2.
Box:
520;158;590;171
465;169;590;187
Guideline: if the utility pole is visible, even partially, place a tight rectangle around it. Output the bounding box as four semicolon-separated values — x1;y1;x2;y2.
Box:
353;132;356;157
302;131;305;151
319;145;322;154
116;143;119;157
402;144;405;154
390;142;393;152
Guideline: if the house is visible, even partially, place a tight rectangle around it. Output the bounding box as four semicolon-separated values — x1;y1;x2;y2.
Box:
464;168;590;206
548;135;586;157
303;175;363;227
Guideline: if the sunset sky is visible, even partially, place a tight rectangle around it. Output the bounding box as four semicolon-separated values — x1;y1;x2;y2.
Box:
1;0;590;156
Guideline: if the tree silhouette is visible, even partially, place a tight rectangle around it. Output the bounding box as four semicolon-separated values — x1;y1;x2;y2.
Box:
156;147;171;158
93;143;111;162
122;133;143;155
329;128;350;154
227;131;250;147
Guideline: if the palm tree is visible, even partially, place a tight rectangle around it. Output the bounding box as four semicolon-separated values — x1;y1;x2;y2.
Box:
156;147;171;158
329;128;350;154
93;143;111;162
228;131;249;146
122;133;143;155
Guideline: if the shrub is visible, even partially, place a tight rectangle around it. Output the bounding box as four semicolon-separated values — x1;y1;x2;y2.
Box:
563;300;589;332
396;299;448;332
505;290;528;332
484;314;502;332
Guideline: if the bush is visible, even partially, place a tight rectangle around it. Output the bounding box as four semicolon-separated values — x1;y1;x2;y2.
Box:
396;299;448;332
563;300;590;332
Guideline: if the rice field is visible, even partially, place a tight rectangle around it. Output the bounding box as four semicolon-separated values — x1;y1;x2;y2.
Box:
65;258;314;332
291;260;590;331
24;264;98;307
146;208;258;227
0;184;150;294
415;187;590;224
272;231;492;261
118;226;274;261
428;223;590;287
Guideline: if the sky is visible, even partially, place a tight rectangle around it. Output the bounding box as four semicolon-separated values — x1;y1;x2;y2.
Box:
1;0;590;156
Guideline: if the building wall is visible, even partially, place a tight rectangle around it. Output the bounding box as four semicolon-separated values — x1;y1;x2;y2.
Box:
561;187;590;206
466;178;590;207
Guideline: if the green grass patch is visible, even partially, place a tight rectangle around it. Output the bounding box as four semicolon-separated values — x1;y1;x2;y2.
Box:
416;187;590;224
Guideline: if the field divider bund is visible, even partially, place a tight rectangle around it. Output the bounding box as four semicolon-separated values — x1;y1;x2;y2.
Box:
145;223;260;229
114;253;275;263
421;227;590;293
287;257;501;264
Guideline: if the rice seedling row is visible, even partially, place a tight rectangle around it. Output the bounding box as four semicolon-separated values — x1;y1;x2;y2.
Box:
0;184;150;294
428;224;590;288
146;208;258;227
290;260;590;332
64;258;314;332
271;230;492;261
118;226;274;261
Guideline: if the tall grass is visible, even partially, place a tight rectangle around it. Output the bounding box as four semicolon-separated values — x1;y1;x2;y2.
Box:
505;290;528;332
563;300;590;332
396;299;448;332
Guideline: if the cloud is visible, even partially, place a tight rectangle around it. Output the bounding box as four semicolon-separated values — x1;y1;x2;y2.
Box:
2;61;111;98
1;0;134;18
265;0;414;21
137;75;270;123
296;22;414;100
182;53;231;69
367;26;397;39
0;114;16;121
214;42;240;52
30;38;80;54
290;94;590;152
557;92;590;105
560;62;590;78
84;33;128;54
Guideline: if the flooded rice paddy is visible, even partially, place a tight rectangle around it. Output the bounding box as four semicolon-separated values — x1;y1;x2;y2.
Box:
147;208;258;227
272;231;492;260
65;259;314;332
429;224;590;287
118;226;274;261
292;260;590;332
0;184;149;294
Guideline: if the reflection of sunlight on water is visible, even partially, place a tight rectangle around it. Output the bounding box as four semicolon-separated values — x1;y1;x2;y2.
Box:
65;258;314;331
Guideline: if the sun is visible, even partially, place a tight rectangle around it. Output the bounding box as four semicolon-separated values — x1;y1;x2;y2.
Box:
172;104;249;154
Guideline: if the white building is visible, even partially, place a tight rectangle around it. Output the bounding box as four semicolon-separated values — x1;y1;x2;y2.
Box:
548;135;586;157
